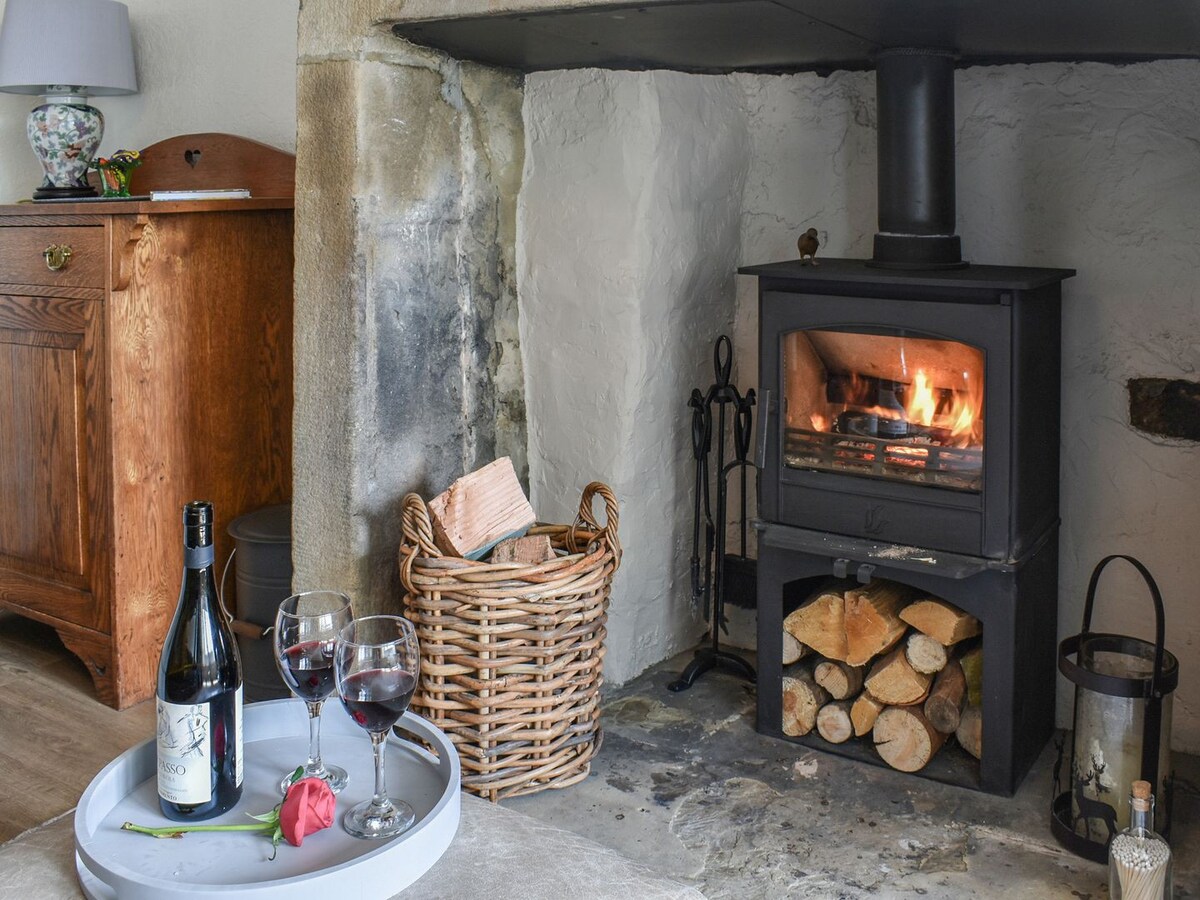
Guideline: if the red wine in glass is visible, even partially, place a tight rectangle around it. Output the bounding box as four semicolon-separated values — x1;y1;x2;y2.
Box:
273;590;353;795
280;640;336;702
335;615;421;840
340;668;416;732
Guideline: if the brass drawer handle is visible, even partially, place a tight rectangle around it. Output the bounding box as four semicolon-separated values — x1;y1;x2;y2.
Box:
43;244;73;271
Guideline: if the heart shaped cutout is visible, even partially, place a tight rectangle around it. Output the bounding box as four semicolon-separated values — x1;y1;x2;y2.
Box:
184;149;202;168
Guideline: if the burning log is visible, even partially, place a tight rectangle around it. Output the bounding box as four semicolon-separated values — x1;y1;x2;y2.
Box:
781;663;830;737
844;581;912;666
924;659;967;734
873;706;947;772
783;588;847;662
813;659;864;700
816;701;855;744
864;645;933;706
956;704;983;760
904;631;948;675
899;598;981;646
850;692;886;737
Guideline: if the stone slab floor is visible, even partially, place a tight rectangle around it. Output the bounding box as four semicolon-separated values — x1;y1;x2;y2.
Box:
2;606;1195;899
507;649;1199;899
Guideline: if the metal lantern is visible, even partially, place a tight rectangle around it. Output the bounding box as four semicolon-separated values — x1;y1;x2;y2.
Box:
1052;555;1179;863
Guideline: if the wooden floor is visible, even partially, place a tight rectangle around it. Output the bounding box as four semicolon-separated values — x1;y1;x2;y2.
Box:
0;610;154;843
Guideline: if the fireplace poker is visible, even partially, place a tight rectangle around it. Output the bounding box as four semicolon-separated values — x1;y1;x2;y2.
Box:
669;336;757;692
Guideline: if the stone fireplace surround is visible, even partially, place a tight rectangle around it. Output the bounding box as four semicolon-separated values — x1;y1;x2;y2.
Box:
294;1;1200;750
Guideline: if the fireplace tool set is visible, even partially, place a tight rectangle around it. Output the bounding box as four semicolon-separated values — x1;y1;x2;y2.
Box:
669;335;758;692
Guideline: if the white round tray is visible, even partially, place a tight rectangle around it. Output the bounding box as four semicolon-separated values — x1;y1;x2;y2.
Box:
74;699;460;899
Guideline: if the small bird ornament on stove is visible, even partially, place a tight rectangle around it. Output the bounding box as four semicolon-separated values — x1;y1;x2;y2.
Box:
797;227;820;266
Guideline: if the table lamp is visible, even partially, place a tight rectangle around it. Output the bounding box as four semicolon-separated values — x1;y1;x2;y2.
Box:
0;0;137;200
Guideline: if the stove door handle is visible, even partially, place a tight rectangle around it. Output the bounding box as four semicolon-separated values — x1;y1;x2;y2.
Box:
754;389;773;470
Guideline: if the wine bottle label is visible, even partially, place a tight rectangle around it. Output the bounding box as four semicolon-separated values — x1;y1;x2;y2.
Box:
156;697;213;804
234;684;244;788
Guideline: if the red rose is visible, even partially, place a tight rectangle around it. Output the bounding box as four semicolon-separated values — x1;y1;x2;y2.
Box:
279;777;336;846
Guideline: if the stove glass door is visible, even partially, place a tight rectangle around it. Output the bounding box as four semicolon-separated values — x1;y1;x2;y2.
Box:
783;328;985;492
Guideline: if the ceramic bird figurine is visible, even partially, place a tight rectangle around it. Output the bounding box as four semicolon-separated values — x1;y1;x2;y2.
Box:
797;227;820;266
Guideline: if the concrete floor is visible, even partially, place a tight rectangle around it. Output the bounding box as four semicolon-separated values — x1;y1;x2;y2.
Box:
507;648;1199;899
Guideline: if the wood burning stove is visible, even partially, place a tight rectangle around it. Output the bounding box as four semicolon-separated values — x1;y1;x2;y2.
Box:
741;48;1075;795
744;258;1072;795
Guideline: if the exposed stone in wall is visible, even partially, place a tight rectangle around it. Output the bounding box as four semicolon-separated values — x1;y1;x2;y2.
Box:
294;17;526;616
1129;377;1200;441
520;70;750;685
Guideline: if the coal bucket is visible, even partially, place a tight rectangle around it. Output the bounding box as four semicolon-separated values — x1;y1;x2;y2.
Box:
225;504;292;702
1051;554;1178;863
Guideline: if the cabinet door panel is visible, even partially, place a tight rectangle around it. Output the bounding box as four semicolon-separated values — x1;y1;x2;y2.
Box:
0;339;85;573
0;294;105;631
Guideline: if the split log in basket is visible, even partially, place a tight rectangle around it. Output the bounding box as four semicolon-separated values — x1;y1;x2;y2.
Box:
813;659;864;700
783;589;848;662
873;706;947;772
844;581;911;666
427;456;537;559
905;632;948;675
816;701;855;744
899;598;982;646
781;663;831;737
850;692;886;737
864;645;933;706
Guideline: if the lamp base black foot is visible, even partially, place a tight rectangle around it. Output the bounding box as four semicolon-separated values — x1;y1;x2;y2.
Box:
667;646;756;692
33;185;97;201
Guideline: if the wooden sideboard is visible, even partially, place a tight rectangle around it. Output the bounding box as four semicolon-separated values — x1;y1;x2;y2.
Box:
0;197;293;708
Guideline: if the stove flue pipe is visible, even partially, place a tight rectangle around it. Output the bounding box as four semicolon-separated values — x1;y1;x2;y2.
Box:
871;48;966;269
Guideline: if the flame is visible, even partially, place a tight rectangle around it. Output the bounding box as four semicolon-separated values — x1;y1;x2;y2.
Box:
905;371;940;428
904;369;983;447
810;368;983;449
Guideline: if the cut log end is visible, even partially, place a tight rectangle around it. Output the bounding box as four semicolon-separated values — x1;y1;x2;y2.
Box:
782;665;831;737
873;706;947;772
782;631;809;666
905;632;948;675
783;590;848;661
814;659;865;700
816;701;854;744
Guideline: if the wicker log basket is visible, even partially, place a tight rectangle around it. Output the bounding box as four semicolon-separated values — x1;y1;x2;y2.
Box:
398;481;621;802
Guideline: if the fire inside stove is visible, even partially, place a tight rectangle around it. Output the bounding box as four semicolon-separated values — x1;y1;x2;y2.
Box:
783;329;985;491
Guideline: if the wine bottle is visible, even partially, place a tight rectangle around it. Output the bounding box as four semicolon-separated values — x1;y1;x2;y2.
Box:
156;500;244;820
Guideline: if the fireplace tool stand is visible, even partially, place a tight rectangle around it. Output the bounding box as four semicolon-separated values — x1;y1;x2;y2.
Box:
669;335;757;692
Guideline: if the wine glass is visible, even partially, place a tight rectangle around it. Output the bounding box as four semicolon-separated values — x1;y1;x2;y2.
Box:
274;590;353;794
335;615;420;839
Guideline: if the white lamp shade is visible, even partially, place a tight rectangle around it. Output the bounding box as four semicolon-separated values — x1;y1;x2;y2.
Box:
0;0;137;96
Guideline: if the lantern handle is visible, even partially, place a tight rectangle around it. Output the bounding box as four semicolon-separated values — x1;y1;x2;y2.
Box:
1081;554;1167;696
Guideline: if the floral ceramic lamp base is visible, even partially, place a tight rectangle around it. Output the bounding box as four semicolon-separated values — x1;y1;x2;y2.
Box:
28;98;102;200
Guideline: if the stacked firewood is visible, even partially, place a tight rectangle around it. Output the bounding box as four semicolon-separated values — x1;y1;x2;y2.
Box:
781;580;983;772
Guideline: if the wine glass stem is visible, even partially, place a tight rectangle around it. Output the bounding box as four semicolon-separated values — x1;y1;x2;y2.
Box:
306;700;324;767
370;730;389;808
